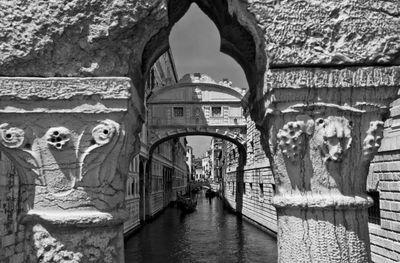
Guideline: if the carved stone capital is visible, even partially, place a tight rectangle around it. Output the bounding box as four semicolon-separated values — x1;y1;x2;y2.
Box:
259;66;400;262
0;77;143;215
0;77;143;263
262;67;399;199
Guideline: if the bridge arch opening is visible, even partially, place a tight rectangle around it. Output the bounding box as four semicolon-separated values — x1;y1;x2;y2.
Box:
138;0;266;116
149;133;247;213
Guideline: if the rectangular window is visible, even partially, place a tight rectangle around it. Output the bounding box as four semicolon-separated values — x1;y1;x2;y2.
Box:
368;190;381;225
211;106;222;117
259;183;264;197
173;107;184;117
243;182;246;194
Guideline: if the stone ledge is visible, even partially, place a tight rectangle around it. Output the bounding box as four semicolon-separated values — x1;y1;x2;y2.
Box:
272;194;373;209
265;66;400;90
0;77;132;100
23;209;128;227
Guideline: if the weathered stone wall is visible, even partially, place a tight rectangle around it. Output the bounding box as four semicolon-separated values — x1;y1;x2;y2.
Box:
0;153;28;263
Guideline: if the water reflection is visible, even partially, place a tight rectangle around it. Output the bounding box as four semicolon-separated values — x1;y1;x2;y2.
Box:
124;191;277;263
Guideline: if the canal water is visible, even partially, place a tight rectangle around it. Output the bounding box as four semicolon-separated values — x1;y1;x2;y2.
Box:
124;191;278;263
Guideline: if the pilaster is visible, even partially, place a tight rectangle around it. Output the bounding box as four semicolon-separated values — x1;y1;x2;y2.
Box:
0;77;143;263
261;66;400;262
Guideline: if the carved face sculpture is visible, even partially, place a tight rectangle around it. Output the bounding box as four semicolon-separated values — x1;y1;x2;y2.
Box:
363;121;384;161
316;117;352;163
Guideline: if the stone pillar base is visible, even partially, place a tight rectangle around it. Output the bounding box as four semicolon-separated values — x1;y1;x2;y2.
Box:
28;224;124;263
277;207;370;263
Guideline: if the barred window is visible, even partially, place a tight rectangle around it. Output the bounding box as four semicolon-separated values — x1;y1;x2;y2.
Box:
173;107;184;117
368;190;381;225
211;106;222;117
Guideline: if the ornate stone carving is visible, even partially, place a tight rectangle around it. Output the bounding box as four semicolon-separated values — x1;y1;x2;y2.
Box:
46;127;71;150
277;121;305;161
91;120;119;146
363;121;384;161
315;117;352;163
277;115;314;162
0;124;25;148
77;119;121;184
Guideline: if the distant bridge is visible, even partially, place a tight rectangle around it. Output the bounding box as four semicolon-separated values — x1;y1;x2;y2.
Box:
147;74;247;154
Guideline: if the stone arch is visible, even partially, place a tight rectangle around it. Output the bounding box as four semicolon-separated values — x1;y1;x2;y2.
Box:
141;0;266;103
149;128;247;163
0;0;266;106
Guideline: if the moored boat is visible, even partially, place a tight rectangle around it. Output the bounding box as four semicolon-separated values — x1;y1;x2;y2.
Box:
177;194;197;214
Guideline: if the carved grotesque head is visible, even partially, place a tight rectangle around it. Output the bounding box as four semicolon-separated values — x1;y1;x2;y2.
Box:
316;117;352;163
363;121;384;161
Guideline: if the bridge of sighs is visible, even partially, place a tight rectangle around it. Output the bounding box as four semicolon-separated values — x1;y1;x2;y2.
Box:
147;74;247;155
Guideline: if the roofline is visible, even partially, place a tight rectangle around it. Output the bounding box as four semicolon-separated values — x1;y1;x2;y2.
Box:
148;82;244;103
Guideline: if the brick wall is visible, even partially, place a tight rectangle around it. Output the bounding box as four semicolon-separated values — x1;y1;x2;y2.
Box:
368;151;400;262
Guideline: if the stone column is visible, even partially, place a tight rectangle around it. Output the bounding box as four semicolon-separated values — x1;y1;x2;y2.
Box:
0;77;143;263
261;67;400;262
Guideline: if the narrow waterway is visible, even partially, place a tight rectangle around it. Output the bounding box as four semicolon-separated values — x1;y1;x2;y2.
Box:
124;191;278;263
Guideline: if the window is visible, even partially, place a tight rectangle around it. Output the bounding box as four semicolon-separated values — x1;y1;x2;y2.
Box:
211;106;222;117
243;182;246;194
368;190;380;225
173;107;184;117
259;183;264;197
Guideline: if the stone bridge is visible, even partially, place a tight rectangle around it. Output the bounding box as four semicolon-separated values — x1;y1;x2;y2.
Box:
0;0;400;262
147;74;247;155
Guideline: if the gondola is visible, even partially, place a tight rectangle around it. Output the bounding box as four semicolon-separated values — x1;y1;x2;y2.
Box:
176;194;197;214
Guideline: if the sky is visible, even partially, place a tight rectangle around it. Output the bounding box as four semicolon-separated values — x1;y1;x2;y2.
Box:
168;4;248;157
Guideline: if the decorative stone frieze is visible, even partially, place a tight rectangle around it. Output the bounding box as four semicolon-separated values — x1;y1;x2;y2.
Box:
0;77;143;263
260;66;400;263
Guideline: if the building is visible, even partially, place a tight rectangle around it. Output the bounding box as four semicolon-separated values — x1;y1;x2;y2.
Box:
185;145;194;181
202;153;211;180
124;50;189;236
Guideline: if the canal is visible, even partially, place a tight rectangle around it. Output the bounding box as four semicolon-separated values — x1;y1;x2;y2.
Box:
124;191;278;263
